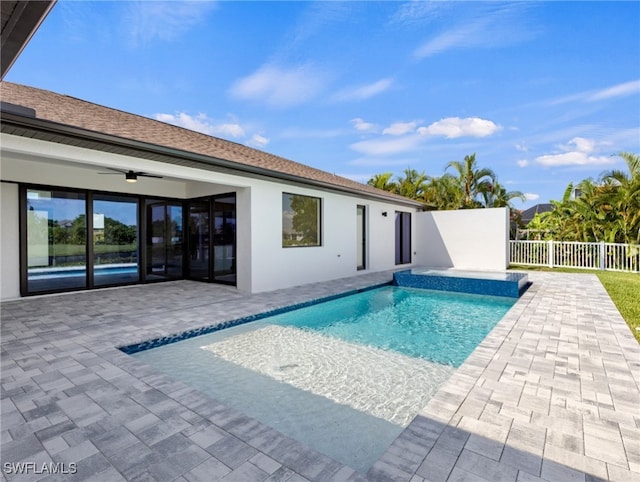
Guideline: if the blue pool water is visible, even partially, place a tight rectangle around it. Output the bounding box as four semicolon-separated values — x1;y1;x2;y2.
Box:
132;285;515;472
273;285;514;367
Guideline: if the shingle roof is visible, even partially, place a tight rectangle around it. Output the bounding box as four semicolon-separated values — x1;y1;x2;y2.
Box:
521;203;553;225
0;81;421;206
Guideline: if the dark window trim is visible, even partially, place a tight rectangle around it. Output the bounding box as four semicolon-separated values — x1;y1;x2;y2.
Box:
395;210;412;266
282;192;322;248
357;204;366;271
18;182;236;296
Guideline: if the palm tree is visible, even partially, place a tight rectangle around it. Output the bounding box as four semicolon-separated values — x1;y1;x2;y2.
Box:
367;172;397;192
479;180;525;208
599;151;640;243
446;153;496;208
395;168;428;200
421;174;464;210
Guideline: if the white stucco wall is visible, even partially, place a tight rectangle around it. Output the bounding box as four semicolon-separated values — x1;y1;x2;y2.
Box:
246;181;419;293
415;207;509;271
0;182;20;300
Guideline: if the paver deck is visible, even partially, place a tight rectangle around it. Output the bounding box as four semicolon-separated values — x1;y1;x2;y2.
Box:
1;271;639;481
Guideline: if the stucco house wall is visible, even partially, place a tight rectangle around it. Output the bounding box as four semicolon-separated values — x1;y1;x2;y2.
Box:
0;133;418;299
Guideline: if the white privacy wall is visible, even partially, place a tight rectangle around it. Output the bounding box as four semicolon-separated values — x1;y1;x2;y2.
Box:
415;207;510;271
1;182;20;300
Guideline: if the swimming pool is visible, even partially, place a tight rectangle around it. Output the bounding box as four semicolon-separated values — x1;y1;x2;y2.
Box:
131;285;514;472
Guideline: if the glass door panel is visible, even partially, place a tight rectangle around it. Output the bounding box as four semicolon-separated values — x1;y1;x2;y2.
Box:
188;201;210;280
166;205;183;278
93;195;139;286
357;205;366;270
213;194;236;285
146;201;183;280
26;189;87;293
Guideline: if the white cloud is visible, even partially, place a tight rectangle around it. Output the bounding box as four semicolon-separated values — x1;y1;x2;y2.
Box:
588;80;640;101
418;117;501;138
517;159;529;167
350;135;424;156
551;79;640;105
412;4;537;59
515;143;528;152
331;78;393;102
535;137;616;167
335;173;372;183
125;1;216;47
524;193;540;201
350;118;378;133
229;63;329;108
154;112;245;138
154;111;271;149
383;121;419;136
247;134;269;149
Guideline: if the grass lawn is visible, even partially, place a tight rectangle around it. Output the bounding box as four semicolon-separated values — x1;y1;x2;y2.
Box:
511;265;640;343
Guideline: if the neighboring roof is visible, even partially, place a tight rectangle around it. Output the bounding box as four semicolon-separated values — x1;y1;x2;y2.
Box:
0;81;422;207
521;203;553;225
1;1;56;79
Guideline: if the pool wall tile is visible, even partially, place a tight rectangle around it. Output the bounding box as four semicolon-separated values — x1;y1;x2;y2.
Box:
118;282;391;354
393;270;527;298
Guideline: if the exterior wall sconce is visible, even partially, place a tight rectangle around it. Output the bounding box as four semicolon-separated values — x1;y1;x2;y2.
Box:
382;211;388;217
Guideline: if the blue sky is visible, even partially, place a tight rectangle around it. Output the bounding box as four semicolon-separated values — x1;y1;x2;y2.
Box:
6;0;640;208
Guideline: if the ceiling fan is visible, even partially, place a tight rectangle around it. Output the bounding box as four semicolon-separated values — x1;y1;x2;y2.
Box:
97;168;163;183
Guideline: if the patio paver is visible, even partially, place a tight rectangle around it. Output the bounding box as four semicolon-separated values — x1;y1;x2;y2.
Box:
1;271;638;481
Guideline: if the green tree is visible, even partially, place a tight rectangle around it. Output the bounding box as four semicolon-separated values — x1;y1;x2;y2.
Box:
446;153;496;208
479;180;525;208
367;172;397;192
420;175;463;210
395;168;428;200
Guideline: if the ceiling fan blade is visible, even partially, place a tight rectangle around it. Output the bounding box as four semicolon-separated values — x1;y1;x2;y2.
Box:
139;174;163;179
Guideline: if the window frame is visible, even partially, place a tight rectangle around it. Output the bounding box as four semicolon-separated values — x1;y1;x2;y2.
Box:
282;192;322;248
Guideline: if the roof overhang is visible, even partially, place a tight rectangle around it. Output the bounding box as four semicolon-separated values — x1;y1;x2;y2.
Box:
1;0;56;79
1;109;424;208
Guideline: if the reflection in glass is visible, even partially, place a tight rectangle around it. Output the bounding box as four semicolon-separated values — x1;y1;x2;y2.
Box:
146;202;183;280
26;189;87;293
213;195;236;285
188;201;209;280
282;193;321;247
93;196;138;286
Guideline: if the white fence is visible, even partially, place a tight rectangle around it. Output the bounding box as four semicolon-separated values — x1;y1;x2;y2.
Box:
509;240;640;273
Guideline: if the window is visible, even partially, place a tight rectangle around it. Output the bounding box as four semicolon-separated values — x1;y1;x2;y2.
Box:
25;189;87;293
93;194;139;286
282;193;321;247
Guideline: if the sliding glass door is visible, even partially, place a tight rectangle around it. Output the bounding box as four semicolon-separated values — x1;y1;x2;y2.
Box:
21;186;236;295
187;194;236;285
187;200;210;280
93;194;139;286
146;201;183;280
24;189;87;293
213;194;236;285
